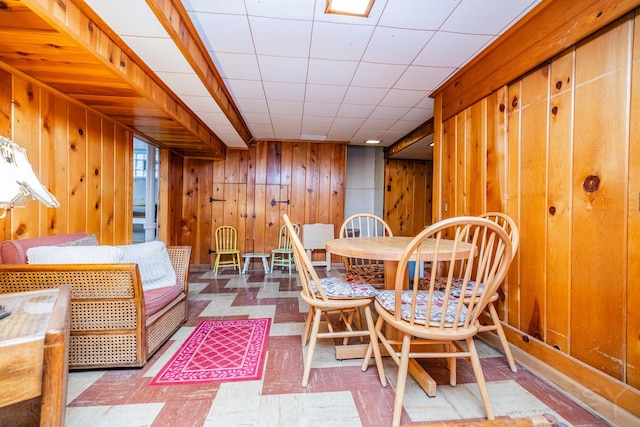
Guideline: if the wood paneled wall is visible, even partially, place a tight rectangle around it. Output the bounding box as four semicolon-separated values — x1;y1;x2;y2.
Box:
0;69;133;244
433;11;640;416
383;159;433;236
177;141;346;266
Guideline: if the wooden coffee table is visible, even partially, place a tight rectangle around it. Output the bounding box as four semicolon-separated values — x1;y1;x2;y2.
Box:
0;285;71;426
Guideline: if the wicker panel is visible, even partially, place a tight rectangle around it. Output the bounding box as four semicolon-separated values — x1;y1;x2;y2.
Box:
167;247;191;293
0;270;136;298
71;300;138;330
147;299;186;355
69;334;140;368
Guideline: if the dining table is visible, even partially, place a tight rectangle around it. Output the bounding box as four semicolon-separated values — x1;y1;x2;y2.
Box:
325;235;475;397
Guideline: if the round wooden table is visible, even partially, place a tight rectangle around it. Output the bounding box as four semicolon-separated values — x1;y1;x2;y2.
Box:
325;235;475;397
326;236;474;289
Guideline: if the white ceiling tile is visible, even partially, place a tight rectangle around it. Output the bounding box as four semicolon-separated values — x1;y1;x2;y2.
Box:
241;112;272;124
351;62;407;88
237;99;270;114
268;100;305;115
310;22;374;61
182;0;246;14
225;80;266;100
369;106;410;121
400;107;433;122
377;0;460;30
442;0;541;35
156;72;208;97
123;36;193;73
380;89;429;108
263;82;305;102
212;53;261;80
362;27;434;65
85;0;166;37
248;123;275;135
245;0;315;20
307;59;358;85
192;13;254;53
305;84;348;104
394;65;456;91
337;104;376;119
414;32;492;68
303;115;334;127
361;117;398;130
303;102;341;117
179;96;219;113
332;117;366;129
343;86;388;105
250;17;312;57
258;56;308;83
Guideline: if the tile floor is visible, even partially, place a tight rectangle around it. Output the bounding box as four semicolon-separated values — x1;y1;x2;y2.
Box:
64;265;610;427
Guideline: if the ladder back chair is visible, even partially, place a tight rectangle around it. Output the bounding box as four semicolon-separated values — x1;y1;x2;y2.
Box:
363;216;514;426
283;214;386;388
213;225;241;275
270;222;300;274
339;213;393;285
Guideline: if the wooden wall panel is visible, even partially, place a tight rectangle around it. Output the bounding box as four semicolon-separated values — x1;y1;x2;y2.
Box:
546;50;574;352
628;11;640;390
518;65;549;342
180;141;347;266
0;72;132;245
431;11;640;414
383;159;433;237
571;20;629;380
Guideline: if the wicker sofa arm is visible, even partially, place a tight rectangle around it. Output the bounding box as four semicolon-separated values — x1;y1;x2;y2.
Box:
167;246;192;294
0;263;147;368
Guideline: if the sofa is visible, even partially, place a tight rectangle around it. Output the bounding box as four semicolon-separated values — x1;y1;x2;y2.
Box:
0;232;191;370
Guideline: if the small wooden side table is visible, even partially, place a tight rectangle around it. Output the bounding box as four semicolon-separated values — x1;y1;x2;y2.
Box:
0;285;71;427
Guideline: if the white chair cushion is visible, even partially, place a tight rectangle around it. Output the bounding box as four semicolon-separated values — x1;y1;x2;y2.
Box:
375;290;467;325
27;245;124;264
118;241;177;291
314;276;379;299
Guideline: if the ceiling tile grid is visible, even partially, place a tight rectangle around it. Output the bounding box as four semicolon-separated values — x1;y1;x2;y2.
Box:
85;0;542;152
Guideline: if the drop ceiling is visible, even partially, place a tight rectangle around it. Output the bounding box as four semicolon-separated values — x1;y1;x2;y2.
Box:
85;0;541;155
1;0;542;159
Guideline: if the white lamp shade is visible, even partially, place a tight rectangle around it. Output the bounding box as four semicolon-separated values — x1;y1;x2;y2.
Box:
0;136;59;209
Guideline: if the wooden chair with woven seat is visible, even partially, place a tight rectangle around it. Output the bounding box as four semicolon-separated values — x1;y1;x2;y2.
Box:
363;216;514;426
339;213;393;285
213;225;241;275
283;214;386;388
270;222;300;274
417;212;520;372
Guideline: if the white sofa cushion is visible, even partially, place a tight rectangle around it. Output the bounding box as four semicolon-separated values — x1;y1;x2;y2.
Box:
118;241;177;291
27;245;124;264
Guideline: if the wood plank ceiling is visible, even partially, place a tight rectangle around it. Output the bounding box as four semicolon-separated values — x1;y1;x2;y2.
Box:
0;0;238;159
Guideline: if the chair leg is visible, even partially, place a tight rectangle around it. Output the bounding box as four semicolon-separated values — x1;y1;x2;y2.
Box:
214;254;220;276
302;307;322;387
392;333;412;427
487;301;517;372
448;342;457;386
363;305;386;387
466;337;494;420
301;307;313;346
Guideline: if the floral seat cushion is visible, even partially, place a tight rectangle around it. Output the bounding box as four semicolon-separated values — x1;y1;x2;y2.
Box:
313;276;379;299
375;290;467;325
417;275;486;298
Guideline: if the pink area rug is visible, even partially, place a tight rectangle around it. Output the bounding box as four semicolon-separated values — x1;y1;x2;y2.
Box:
149;318;271;386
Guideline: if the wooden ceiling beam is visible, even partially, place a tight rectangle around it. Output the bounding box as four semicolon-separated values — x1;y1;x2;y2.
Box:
15;0;226;158
147;0;253;146
432;0;640;121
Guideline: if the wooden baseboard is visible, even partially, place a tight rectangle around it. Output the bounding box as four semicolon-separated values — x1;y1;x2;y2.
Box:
479;327;640;426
